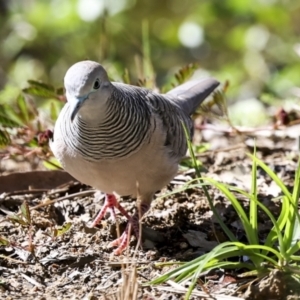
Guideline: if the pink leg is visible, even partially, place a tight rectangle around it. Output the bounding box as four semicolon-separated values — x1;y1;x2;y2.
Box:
91;194;132;227
109;203;150;255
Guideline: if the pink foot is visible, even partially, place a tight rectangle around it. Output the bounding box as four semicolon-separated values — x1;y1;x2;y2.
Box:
109;228;132;255
108;203;150;255
91;193;132;227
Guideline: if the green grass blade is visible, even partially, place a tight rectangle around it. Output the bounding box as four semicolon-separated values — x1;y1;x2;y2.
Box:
150;242;237;285
229;179;289;255
231;242;281;266
249;154;299;254
288;240;300;257
250;147;258;245
289;253;300;261
181;122;236;242
285;160;300;256
251;195;286;259
249;154;293;203
262;195;289;255
290;160;300;246
203;178;257;245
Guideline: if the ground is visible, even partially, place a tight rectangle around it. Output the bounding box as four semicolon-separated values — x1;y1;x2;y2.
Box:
0;127;300;300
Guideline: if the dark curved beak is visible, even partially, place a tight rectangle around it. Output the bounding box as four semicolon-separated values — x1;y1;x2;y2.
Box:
70;96;87;122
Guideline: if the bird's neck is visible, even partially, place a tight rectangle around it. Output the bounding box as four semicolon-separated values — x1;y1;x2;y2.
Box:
75;101;108;125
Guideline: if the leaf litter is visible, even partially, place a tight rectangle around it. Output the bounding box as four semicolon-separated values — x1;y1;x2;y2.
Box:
0;131;299;299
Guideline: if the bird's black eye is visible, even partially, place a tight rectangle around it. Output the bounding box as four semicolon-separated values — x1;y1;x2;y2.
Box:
93;79;100;89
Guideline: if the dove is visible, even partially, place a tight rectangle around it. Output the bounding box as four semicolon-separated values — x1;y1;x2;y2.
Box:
50;60;219;254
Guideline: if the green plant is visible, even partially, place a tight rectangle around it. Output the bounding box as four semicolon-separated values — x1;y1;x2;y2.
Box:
0;80;65;171
149;143;300;299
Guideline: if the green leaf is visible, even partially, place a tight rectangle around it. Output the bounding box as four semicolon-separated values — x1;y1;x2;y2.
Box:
289;241;300;257
43;158;62;170
20;201;31;224
249;154;296;251
196;89;229;120
0;105;21;127
16;94;29;124
8;214;28;226
174;63;198;85
286;160;300;256
0;236;10;246
0;129;11;146
23;87;57;99
250;145;258;244
261;194;289;257
249;154;293;203
27;80;55;92
54;222;72;237
182;121;236;242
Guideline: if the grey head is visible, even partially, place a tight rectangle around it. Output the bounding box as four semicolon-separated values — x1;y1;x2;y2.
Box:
64;60;113;122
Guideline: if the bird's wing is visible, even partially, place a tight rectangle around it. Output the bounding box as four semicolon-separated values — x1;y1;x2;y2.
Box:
167;78;220;115
112;79;219;160
112;82;187;159
145;92;192;159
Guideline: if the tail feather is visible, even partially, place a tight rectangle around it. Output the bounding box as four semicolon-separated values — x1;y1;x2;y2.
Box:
167;78;220;115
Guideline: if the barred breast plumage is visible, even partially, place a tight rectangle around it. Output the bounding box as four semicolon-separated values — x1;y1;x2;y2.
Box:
50;60;219;254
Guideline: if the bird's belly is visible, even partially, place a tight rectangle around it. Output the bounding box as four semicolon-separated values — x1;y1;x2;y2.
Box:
58;144;178;197
51;114;180;197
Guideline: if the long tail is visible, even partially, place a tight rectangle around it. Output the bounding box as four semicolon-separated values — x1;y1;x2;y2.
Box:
167;78;220;115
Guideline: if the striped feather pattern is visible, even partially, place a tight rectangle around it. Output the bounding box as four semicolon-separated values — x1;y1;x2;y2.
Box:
58;83;192;162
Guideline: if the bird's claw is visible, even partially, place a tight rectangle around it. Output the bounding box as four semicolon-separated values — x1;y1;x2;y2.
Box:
92;193;131;226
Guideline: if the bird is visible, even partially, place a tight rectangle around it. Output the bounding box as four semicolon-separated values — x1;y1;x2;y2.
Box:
50;60;219;255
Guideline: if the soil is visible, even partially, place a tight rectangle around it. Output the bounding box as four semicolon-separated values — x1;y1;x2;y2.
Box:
0;127;300;300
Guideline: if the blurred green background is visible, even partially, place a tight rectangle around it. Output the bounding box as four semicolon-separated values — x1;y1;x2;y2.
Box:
0;0;300;125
